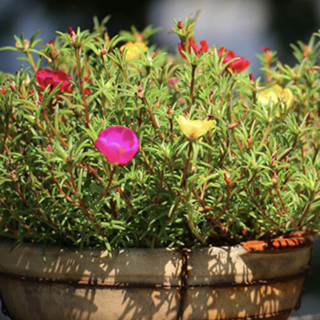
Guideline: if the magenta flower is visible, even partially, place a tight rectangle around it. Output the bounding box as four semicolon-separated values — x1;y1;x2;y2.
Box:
95;126;139;165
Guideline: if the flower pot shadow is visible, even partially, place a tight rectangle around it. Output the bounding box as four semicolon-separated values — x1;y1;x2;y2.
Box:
183;245;313;319
0;242;182;320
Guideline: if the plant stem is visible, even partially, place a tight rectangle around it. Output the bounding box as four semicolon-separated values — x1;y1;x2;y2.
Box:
180;142;192;188
67;159;105;238
298;190;315;226
189;64;197;109
141;97;164;141
26;51;38;72
98;165;117;201
75;46;90;128
0;197;41;239
186;202;206;246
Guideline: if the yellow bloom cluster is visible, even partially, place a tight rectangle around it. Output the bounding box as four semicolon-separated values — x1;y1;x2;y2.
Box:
120;41;147;61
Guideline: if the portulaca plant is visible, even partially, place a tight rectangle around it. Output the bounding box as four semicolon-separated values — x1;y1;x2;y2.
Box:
0;14;319;251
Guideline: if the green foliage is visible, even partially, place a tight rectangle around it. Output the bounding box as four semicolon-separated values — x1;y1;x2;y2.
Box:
0;15;319;250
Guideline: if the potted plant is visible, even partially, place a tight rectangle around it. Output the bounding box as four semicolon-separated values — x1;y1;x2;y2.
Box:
0;14;319;320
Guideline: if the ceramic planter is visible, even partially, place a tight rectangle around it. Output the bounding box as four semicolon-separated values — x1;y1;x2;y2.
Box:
0;236;313;320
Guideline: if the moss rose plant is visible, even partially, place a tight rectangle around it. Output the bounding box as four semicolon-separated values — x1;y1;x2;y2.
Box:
0;14;319;251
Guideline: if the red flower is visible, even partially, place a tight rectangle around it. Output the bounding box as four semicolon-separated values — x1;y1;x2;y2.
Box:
0;88;5;94
179;38;209;60
218;47;250;72
35;68;72;93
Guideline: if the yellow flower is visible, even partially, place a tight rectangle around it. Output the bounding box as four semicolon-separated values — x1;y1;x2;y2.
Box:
120;41;147;61
176;116;216;141
257;85;293;115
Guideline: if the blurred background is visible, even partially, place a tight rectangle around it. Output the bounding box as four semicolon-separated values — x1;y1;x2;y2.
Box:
1;0;320;77
0;0;319;317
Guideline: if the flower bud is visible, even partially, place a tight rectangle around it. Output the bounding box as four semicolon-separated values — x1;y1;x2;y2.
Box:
15;39;30;49
100;47;107;56
262;47;272;61
228;122;239;129
223;166;231;185
68;27;76;44
247;135;252;148
271;171;278;185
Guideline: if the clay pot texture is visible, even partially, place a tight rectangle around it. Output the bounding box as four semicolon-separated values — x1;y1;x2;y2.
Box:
0;238;313;320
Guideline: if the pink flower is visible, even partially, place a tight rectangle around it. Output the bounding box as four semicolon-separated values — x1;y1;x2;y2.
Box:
35;68;72;93
179;38;208;60
95;126;139;165
218;47;250;72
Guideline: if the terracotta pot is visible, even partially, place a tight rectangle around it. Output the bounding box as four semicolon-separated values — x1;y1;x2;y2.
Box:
0;237;313;320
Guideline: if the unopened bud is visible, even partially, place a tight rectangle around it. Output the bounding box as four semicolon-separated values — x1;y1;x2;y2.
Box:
249;73;255;84
9;170;17;181
303;44;310;58
228;122;239;129
209;90;215;103
271;149;278;164
271;171;278;185
182;109;189;117
178;21;184;29
262;47;272;62
223;166;231;186
15;39;30;49
100;47;107;56
247;135;252;148
8;79;16;91
68;27;76;44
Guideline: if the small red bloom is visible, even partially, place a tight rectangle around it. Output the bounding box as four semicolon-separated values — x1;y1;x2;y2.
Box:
218;47;250;72
0;88;5;94
178;21;184;29
179;38;209;60
189;38;208;56
35;68;72;93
